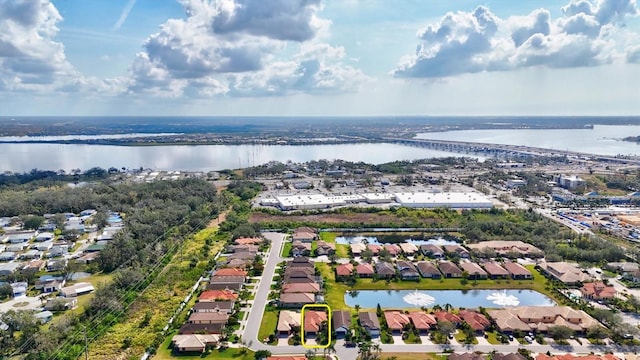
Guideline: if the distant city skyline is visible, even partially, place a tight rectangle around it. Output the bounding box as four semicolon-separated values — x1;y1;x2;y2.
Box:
1;0;640;116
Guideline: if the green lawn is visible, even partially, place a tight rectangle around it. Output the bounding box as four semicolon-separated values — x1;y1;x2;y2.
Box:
485;331;501;345
316;263;349;310
281;241;292;257
319;232;348;258
257;308;279;343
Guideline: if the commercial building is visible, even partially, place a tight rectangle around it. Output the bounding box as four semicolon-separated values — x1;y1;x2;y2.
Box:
394;192;493;209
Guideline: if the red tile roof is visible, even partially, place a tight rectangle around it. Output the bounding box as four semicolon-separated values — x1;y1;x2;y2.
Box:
384;311;410;331
433;311;462;324
356;263;375;275
335;263;354;277
234;237;262;245
304;310;327;332
282;282;321;293
199;289;238;301
503;262;532;276
458;309;490;331
581;282;616;299
214;268;247;277
408;312;437;330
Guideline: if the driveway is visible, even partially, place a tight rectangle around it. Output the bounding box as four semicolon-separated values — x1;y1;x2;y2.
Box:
391;334;404;344
0;294;46;313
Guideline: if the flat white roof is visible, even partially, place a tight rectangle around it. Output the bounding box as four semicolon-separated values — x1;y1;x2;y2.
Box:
394;192;493;207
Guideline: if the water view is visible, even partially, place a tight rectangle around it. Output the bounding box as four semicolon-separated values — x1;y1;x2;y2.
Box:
335;236;459;246
344;289;555;308
416;125;640;156
0;143;480;173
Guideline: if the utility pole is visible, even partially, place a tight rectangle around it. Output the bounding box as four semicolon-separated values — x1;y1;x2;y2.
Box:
84;325;89;360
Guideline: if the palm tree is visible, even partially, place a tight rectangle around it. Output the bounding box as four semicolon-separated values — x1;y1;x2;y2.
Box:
432;304;442;312
355;304;361;313
444;303;453;312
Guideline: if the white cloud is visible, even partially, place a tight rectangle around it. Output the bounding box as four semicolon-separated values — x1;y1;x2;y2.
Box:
393;0;640;78
128;0;368;97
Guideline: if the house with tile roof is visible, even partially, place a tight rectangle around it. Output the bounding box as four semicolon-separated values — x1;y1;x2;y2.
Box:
359;311;381;337
333;310;351;338
316;241;336;256
399;243;418;256
487;306;601;334
384;310;410;333
458;309;490;333
335;263;354;279
282;282;321;294
503;262;533;280
199;289;238;302
438;260;462;278
420;244;444;258
356;263;375;278
580;281;616;300
304;310;327;336
277;310;301;336
416;261;441;279
375;261;396;278
538;262;592;286
408;312;437;333
482;261;510;279
459;262;488;280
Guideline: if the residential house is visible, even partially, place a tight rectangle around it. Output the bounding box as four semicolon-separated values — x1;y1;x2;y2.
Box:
6;244;27;252
384;311;410;334
492;353;528;360
356;263;375;278
187;312;229;334
192;301;235;314
230;244;259;253
458;310;490;334
433;311;462;326
42;280;63;293
227;252;256;262
234;237;263;245
60;282;95;297
76;252;98;264
375;261;396;278
277;310;301;336
35;275;64;290
0;262;21;276
448;353;486;360
49;245;69;258
291;241;312;257
208;276;244;291
503;262;533;280
10;282;28;297
278;293;315;308
226;259;252;269
304;310;327;336
292;227;317;242
333;310;351;338
538;262;592;286
178;323;223;335
22;260;45;273
171;334;219;353
487;306;601;334
399;243;418;256
359;311;381;337
442;244;470;258
34;241;53;252
467;240;544;257
199;289;238;302
408;312;437;333
35;232;54;242
350;243;366;257
7;231;35;243
21;250;42;260
438;261;462;278
282;283;321;294
459;262;488;280
396;260;420;280
287;257;314;269
214;268;247;277
416;261;442;279
580;282;616;301
316;241;335;256
420;244;444;258
536;354;620;360
482;261;510;279
0;251;16;261
383;244;401;257
367;244;382;255
335;263;354;279
34;311;54;324
44;298;77;311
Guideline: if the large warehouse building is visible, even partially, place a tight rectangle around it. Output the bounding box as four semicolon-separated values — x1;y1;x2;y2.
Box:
394;192;493;209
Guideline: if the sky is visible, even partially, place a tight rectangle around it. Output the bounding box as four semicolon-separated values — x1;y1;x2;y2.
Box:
1;0;640;116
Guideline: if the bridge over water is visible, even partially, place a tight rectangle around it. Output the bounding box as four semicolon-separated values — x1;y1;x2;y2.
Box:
384;137;640;165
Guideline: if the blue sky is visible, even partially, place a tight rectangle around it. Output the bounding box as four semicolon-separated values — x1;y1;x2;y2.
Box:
1;0;640;116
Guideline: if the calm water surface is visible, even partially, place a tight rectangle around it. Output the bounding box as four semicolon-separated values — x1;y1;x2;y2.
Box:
416;125;640;156
344;289;555;308
335;236;458;246
0;143;480;173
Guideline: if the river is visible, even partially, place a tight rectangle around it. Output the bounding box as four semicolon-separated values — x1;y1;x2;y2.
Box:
0;143;479;173
415;124;640;156
3;124;640;173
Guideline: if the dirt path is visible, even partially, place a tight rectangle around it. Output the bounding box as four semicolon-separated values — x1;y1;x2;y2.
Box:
207;211;227;228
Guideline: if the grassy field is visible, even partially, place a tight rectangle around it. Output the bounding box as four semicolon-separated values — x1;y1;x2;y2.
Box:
155;332;255;360
87;223;226;359
485;331;501;345
257;307;279;343
318;263;556;311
